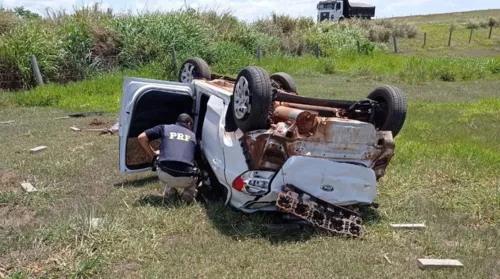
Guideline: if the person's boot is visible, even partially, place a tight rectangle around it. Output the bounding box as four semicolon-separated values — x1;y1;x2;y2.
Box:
162;185;178;203
180;187;197;204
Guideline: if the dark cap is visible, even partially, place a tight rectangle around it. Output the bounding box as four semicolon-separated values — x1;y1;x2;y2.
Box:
176;113;193;128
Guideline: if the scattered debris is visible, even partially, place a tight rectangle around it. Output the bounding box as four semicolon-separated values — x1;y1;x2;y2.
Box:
390;223;427;230
29;146;47;153
417;259;463;270
70;127;81;131
20;182;37;192
54;116;70;120
383;254;393;265
90;218;104;230
0;120;14;124
110;121;119;132
86;128;107;132
89;118;106;126
99;124;119;135
69;111;104;118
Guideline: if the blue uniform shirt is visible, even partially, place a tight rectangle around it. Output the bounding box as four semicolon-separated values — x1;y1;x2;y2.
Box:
145;124;197;167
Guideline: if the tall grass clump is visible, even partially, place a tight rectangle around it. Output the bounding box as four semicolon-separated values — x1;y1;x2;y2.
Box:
253;13;314;55
306;21;371;56
0;18;64;89
398;57;494;83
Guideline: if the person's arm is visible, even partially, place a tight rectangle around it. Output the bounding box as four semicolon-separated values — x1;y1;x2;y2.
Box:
138;132;159;157
138;125;163;157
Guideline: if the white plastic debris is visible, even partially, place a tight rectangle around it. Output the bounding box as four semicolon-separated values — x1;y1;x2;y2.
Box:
417;259;463;270
89;218;104;230
70;127;81;131
29;146;47;153
21;182;37;192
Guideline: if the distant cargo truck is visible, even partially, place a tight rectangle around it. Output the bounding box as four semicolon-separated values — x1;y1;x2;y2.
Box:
317;0;375;22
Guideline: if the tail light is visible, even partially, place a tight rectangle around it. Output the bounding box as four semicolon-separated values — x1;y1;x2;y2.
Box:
232;170;276;196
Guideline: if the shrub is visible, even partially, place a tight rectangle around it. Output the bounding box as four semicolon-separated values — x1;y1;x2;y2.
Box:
465;19;480;30
488;17;498;27
306;22;367;56
0;8;20;35
479;19;489;28
368;25;391;43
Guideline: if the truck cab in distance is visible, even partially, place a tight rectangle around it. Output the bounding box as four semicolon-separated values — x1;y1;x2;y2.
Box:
317;0;375;22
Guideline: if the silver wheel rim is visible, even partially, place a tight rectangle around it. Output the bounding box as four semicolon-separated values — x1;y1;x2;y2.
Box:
180;63;195;83
234;77;251;120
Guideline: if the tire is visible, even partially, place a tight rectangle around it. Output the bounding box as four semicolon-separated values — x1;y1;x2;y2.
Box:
231;66;273;132
367;85;407;137
270;72;297;93
178;57;211;83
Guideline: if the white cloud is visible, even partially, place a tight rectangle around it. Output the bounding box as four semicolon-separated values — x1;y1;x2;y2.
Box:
1;0;77;14
3;0;500;21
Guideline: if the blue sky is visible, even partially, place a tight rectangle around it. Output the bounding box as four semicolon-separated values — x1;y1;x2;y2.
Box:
1;0;500;22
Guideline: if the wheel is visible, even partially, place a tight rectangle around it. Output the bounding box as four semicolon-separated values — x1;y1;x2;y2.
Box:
231;66;273;133
367;85;407;137
270;72;297;93
178;57;211;83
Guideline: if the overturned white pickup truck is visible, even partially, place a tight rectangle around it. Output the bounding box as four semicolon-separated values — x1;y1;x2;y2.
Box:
119;57;407;237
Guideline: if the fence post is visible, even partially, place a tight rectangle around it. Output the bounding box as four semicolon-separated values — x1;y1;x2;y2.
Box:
423;32;427;48
469;29;474;44
257;46;262;62
392;36;398;53
489;26;493;39
170;47;178;74
30;55;44;86
313;42;320;58
356;41;360;54
448;30;453;47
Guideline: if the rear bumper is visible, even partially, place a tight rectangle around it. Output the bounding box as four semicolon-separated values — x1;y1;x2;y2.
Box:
232;156;377;212
270;156;377;206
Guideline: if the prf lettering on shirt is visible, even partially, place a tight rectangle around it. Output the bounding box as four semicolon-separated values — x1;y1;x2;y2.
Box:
169;132;191;142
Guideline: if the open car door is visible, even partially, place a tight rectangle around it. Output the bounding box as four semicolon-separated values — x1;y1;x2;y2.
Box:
119;77;195;173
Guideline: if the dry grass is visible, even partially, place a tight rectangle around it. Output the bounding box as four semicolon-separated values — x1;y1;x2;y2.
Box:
1;75;499;278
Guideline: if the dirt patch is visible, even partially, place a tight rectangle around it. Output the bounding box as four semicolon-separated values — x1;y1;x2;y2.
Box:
89;118;107;127
109;260;140;278
2;245;75;278
0;170;20;192
0;206;36;228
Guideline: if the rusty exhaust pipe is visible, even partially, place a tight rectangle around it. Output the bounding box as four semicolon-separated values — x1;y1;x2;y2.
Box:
273;106;317;134
275;92;356;109
279;102;338;113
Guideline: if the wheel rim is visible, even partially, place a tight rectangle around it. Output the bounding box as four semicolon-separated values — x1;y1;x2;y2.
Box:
234;77;251;120
180;63;196;83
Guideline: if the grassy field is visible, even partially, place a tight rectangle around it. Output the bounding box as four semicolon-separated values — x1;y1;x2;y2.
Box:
390;9;500;25
2;53;500;113
1;73;499;278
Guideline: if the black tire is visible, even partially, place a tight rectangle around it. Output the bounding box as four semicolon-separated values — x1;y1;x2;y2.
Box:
270;72;297;93
178;57;211;83
231;66;273;132
367;85;407;137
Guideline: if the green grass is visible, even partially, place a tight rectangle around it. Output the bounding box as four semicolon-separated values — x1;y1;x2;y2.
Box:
3;53;500;113
2;5;498;91
397;23;500;55
390;9;500;25
1;74;499;278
